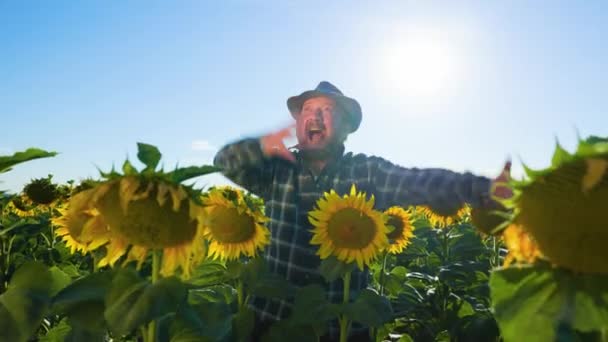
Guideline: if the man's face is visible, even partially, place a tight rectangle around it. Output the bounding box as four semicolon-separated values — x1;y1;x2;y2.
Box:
295;96;348;151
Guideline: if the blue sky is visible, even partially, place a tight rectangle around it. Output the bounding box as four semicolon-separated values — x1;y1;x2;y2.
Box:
1;1;607;193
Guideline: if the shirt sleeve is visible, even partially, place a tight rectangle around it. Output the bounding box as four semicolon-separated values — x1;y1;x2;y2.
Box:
369;156;492;214
213;138;274;198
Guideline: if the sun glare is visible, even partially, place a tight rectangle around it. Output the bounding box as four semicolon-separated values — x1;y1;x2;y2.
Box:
381;29;461;98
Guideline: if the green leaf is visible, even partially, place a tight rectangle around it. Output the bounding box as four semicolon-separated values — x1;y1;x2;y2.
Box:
168;165;221;183
188;261;229;287
232;307;255;341
239;257;267;286
290;284;336;326
136;142;162;171
189;285;236;304
262;320;319;342
0;148;57;174
398;334;415;342
104;269;188;335
456;299;475;318
490;264;608;342
342;289;393;327
250;274;294;300
319;256;355;283
392;283;424;316
0;262;53;342
52;271;113;332
39;318;71;342
169;302;232;342
48;266;73;296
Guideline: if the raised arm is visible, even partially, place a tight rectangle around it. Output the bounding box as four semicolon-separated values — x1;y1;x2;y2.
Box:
213;126;296;198
213;138;274;197
369;156;492;214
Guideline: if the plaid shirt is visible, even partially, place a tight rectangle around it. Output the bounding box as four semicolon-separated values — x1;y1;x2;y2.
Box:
214;138;491;338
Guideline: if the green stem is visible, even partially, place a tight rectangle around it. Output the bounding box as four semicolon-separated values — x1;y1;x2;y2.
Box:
379;252;389;296
442;227;450;263
339;271;352;342
49;206;55;248
237;279;245;309
493;236;501;268
146;250;161;342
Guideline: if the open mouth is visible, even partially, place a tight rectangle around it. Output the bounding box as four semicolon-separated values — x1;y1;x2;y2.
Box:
305;119;326;143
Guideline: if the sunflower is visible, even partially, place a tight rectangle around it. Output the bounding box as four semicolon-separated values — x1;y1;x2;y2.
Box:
309;184;388;270
416;205;470;228
503;137;608;274
384;206;415;254
52;143;219;279
201;187;270;261
502;224;542;267
23;176;59;205
54;177;207;278
3;196;36;217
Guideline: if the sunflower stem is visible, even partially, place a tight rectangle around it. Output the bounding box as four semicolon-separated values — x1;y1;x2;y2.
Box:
492;236;501;268
147;249;161;342
379;252;389;296
237;279;245;309
339;271;352;342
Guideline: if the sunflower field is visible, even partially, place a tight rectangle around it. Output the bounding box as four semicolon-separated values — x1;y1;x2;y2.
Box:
1;139;607;342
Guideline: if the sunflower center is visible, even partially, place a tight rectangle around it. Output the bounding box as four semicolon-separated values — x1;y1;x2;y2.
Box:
206;206;256;243
386;215;404;241
326;208;376;249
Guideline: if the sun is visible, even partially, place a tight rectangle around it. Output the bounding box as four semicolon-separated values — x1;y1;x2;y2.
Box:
381;29;461;98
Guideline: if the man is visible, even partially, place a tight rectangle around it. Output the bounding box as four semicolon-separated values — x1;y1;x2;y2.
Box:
214;81;510;341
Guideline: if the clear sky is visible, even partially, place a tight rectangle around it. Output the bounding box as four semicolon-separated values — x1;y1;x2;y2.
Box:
1;1;607;193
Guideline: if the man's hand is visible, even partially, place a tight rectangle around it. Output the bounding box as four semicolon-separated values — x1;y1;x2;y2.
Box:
491;160;513;201
260;125;296;163
471;160;513;235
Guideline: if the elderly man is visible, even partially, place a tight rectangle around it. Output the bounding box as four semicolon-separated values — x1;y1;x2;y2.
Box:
214;81;509;341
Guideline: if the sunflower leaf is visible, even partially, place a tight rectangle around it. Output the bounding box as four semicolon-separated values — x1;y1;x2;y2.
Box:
0;261;53;342
261;320;319;342
104;269;188;336
341;289;393;327
168;165;221;183
232;306;254;341
51;271;113;332
0;148;57;174
290;284;336;326
490;263;608;342
136;142;162;172
319;256;356;283
168;301;232;342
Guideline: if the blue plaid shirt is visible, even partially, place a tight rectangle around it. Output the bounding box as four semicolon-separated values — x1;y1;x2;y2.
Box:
214;138;491;337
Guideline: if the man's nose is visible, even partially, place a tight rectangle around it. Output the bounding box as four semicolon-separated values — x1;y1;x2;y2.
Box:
315;109;323;118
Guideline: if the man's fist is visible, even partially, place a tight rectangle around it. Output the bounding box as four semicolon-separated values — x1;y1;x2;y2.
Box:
491;160;513;201
260;125;296;163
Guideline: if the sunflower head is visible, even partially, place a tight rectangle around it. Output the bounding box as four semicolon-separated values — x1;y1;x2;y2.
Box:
309;184;388;270
503;137;608;274
384;206;415;254
7;195;37;216
416;205;470;228
23;175;59;205
53;142;220;278
201;186;270;261
502;224;542;267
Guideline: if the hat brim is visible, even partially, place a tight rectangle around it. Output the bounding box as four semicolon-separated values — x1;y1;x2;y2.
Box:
287;90;362;133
